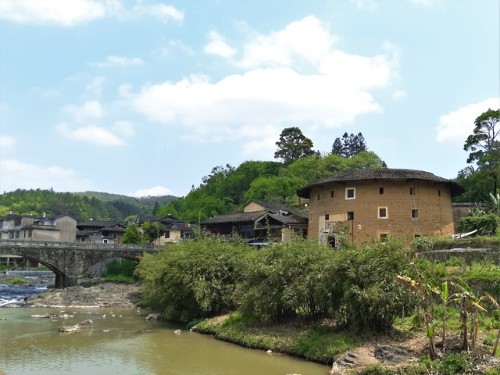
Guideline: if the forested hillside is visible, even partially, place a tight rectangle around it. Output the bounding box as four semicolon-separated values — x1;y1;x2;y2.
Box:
157;151;386;222
0;189;176;221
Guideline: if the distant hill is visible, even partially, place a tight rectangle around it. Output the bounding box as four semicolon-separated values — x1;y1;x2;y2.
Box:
74;191;176;206
0;189;178;221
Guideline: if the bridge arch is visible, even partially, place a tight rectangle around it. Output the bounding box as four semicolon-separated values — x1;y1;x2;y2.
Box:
0;240;159;288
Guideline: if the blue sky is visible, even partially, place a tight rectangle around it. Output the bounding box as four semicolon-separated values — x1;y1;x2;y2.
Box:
0;0;499;198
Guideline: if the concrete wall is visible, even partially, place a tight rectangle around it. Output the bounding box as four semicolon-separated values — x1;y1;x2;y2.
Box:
55;216;77;242
32;228;60;242
306;179;455;245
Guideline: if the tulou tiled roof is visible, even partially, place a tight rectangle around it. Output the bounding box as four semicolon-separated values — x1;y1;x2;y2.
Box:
296;168;465;198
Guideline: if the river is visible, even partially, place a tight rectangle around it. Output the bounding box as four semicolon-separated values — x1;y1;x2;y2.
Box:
0;307;330;375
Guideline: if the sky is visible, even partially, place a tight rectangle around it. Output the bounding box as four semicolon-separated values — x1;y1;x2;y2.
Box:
0;0;499;198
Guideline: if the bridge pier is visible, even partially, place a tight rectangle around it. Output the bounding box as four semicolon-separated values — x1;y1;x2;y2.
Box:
55;273;78;288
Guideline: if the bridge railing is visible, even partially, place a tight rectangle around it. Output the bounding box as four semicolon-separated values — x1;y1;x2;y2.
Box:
0;239;160;251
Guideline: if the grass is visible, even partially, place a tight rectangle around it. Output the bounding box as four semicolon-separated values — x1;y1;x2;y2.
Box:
3;277;27;284
196;313;358;365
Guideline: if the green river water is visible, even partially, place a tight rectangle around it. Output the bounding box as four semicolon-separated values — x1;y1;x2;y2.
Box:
0;308;330;375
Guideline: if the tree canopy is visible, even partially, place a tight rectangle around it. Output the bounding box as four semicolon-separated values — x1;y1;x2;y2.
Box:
463;108;500;196
274;127;315;165
331;132;368;157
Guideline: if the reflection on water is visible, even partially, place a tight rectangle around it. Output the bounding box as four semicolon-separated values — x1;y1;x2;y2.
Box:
0;308;329;375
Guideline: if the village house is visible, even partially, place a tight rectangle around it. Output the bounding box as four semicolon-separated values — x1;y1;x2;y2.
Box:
0;213;78;267
135;214;193;244
0;213;77;243
296;168;465;246
200;201;308;243
76;220;127;244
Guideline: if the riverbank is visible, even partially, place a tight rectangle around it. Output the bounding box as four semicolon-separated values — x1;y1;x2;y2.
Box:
3;279;499;374
0;274;141;308
195;314;500;375
25;282;142;308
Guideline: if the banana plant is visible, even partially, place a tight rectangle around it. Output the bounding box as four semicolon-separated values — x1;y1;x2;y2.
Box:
396;274;437;359
430;280;451;352
450;278;488;352
483;292;500;356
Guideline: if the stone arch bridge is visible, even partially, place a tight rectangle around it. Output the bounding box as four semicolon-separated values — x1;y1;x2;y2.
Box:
0;240;161;288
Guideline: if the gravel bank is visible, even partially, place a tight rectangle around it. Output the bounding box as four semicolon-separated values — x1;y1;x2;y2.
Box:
25;282;142;308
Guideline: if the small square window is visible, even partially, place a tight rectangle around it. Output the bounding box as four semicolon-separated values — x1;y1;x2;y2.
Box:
410;187;416;195
380;233;389;242
412;209;419;219
346;187;356;200
347;211;354;220
379;187;384;194
325;214;330;221
378;207;388;219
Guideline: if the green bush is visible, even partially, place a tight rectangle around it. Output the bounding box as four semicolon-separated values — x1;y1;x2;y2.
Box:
236;238;337;322
437;352;470;374
334;239;417;332
103;259;137;279
459;213;497;235
135;237;246;323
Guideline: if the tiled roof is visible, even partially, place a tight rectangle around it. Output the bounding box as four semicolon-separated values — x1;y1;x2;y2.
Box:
297;168;465;198
77;220;122;228
200;211;266;225
267;213;307;225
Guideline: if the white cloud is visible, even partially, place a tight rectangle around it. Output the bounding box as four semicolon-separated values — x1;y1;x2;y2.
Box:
0;135;15;148
0;159;93;193
91;55;144;68
0;0;107;26
132;3;184;23
65;100;104;122
0;0;183;26
436;97;500;143
131;186;173;197
56;123;126;146
236;16;336;69
132;16;398;157
204;31;237;58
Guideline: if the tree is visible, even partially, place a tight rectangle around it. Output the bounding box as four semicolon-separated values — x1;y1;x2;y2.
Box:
122;223;142;244
274;127;315;165
141;221;164;244
331;132;368;158
464;109;500;195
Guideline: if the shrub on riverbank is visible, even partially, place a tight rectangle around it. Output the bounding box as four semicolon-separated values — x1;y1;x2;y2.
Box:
135;237;247;322
102;259;138;283
136;237;416;332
